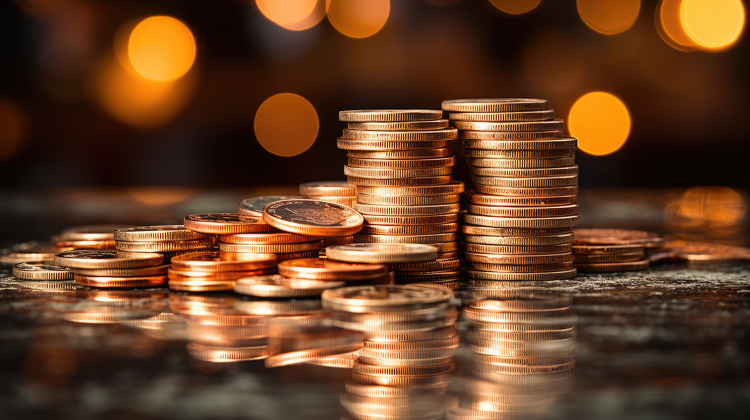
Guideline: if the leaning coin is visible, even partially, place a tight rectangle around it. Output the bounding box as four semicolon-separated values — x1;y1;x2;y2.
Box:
184;213;273;234
326;243;438;264
13;263;73;280
234;275;344;298
237;195;302;217
263;199;364;236
54;250;164;269
278;258;388;280
339;109;443;122
114;225;209;242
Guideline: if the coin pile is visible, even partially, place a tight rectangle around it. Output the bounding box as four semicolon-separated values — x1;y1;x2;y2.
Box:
336;109;464;288
300;180;357;208
442;98;579;283
114;225;213;258
572;228;653;272
54;249;168;288
450;288;576;419
168;252;277;292
323;284;459;420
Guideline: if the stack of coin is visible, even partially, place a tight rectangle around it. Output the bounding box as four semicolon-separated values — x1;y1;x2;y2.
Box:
574;228;666;265
54;249;168;288
114;225;213;260
168;252;277;292
12;262;77;293
300;180;357;208
442;98;579;283
51;225;132;250
323;284;459;420
336;109;464;287
450;288;576;419
572;229;651;273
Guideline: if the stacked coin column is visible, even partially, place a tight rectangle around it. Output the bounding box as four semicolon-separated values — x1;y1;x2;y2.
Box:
336;109;464;290
442;99;579;283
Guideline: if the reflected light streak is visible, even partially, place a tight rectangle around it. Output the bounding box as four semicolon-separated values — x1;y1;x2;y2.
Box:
128;16;196;81
577;0;640;35
326;0;390;39
254;93;319;157
568;92;631;156
681;0;745;50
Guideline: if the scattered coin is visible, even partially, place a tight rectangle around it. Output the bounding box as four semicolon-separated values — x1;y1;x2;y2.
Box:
263;199;364;237
237;195;302;217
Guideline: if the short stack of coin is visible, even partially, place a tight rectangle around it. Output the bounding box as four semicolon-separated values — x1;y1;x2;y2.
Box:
300;180;357;208
53;249;168;288
572;230;651;273
336;109;463;287
51;225;132;250
442;98;579;283
574;227;665;267
115;225;214;260
323;284;459;420
167;251;278;292
12;262;77;293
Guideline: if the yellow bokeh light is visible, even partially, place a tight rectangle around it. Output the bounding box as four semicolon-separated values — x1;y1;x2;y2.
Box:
681;0;745;50
489;0;542;15
568;92;631;156
326;0;390;39
254;93;319;157
0;98;27;161
665;187;747;229
656;0;700;51
256;0;327;31
577;0;640;35
128;16;196;81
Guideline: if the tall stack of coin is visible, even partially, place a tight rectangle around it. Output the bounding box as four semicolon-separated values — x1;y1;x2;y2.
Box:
53;249;168;288
323;284;459;420
337;109;463;287
442;98;579;283
300;181;357;208
114;225;213;260
449;288;576;419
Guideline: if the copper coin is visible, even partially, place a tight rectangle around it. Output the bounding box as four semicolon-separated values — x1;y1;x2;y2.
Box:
573;228;665;247
461;225;572;236
471;175;578;188
234;275;345;298
299;180;357;197
574;259;650;272
475;184;578;197
572;243;645;254
237;195;302;217
278;258;388;280
322;284;452;308
465;261;573;272
347;175;453;187
278;250;321;261
342;128;457;142
454;119;563;132
344;166;452;179
391;258;461;272
354;232;458;244
337;138;449;151
115;238;214;253
339;109;444;122
467;204;579;218
467;157;576;170
356;181;465;196
469;165;579;177
463;214;580;229
449;109;554;122
219;232;323;245
264;342;364;368
361;222;459;235
463;233;573;246
167;268;274;280
461;148;575;158
50;239;116;249
1;242;58;264
218;241;322;254
463;252;572;265
184;213;273;234
362;213;459;226
463;268;577;281
467;191;577;207
357;193;460;206
114;225;209;242
263;199;364;237
13;262;73;280
54;249;164;269
463;243;572;254
355;203;460;216
573;250;645;263
168;277;236;292
668;241;750;262
325;243;439;264
74;274;167;288
348;120;449;131
321;236;355;247
442;98;548;112
170;251;277;272
70;264;171;277
58;225;134;241
306;196;356;207
348;157;456;169
460;137;575;150
348;148;451;159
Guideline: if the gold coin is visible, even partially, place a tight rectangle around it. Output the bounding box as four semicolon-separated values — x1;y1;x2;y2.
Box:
462;148;575;158
337;138;449;151
348;156;456;169
305;196;356;207
218;241;322;254
354;232;458;245
460;136;575;149
170;252;278;272
234;275;345;298
168;277;236;292
391;258;461;272
237;195;302;217
574;259;650;272
461;225;572;236
299;180;357;197
465;261;573;272
115;238;214;253
471;175;578;188
113;225;209;242
467;192;577;207
167;268;273;280
325;243;439;264
344;166;452;179
357;193;460;206
361;222;458;235
74;274;167;288
348;148;451;159
572;243;645;254
347;119;450;130
463;243;572;254
449;109;554;122
463;268;576;281
69;264;171;277
219;232;322;245
363;214;459;226
442;98;548;112
356;181;465;196
463;252;572;265
342;128;458;142
263;199;364;236
463;214;580;229
13;263;73;280
573;250;645;263
54;250;164;269
454;119;564;132
184;213;273;234
467;157;576;170
58;225;134;241
278;258;388;280
464;233;573;246
355;203;460;216
467;204;579;218
347;175;452;186
339;109;444;122
475;184;578;197
469;166;579;179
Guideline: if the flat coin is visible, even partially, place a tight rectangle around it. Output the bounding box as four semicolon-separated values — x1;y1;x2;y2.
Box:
115;238;214;253
321;236;355;247
454;119;564;132
463;268;577;281
168;268;274;280
69;264;170;277
184;213;273;234
347;175;452;186
361;222;458;235
467;192;577;207
299;181;357;197
442;98;548;112
337;138;449;151
342;128;458;142
322;284;453;308
237;195;302;217
278;250;320;261
355;203;460;216
74;274;167;288
471;175;578;188
362;214;459;226
170;252;278;272
13;263;73;280
573;250;645;263
475;184;578;197
348;156;455;169
463;233;574;245
339;109;444;122
449;109;554;122
463;252;572;265
54;250;164;269
574;259;650;272
460;137;575;149
234;275;344;298
263;199;364;236
218;241;322;254
573;228;665;247
465;261;573;272
114;225;209;242
462;148;575;158
326;244;439;264
306;196;356;207
572;243;645;254
354;232;458;245
391;258;461;272
470;165;578;177
467;204;579;218
461;225;572;236
463;243;572;254
264;342;364;368
462;214;580;229
348;148;451;159
58;225;134;241
168;278;236;292
357;193;460;206
347;119;450;131
219;232;322;245
344;166;452;179
355;181;465;196
467;157;576;170
278;258;388;280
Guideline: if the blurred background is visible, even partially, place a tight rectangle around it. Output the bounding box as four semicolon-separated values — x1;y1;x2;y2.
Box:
0;0;748;243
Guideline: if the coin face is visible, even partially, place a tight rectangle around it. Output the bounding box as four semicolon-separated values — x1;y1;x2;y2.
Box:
299;181;357;197
13;262;73;280
326;243;439;263
278;258;388;280
184;213;273;234
263;199;364;236
237;195;302;217
54;250;165;269
322;284;453;307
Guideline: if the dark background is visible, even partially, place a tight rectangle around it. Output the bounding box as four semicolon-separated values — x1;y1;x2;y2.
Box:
0;0;748;191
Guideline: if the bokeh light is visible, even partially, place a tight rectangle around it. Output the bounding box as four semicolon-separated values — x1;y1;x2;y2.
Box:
577;0;640;35
256;0;327;31
656;0;700;51
254;93;319;157
568;92;631;156
0;98;27;162
665;187;747;241
522;30;585;94
128;16;196;81
489;0;542;15
326;0;390;39
681;0;745;50
129;187;195;205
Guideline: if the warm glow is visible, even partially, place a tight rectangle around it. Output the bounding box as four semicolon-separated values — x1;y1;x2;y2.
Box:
256;0;327;31
656;0;700;51
254;93;319;157
0;98;27;161
489;0;542;15
665;187;747;229
569;92;631;156
326;0;390;39
681;0;745;50
128;16;196;81
129;186;195;205
577;0;640;35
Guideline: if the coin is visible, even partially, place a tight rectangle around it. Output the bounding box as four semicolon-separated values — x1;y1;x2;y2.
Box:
391;258;461;272
475;184;578;197
237;195;302;217
471;175;578;188
263;199;364;236
463;214;580;229
348;148;451;159
469;165;578;178
168;268;274;280
347;119;450;131
461;225;572;236
465;261;573;272
442;98;548;112
348;156;456;169
168;277;237;292
347;175;453;187
463;252;573;265
464;233;573;246
467;157;576;170
58;225;134;241
13;263;73;280
571;243;645;254
573;250;645;263
50;238;116;249
184;213;273;234
573;228;665;247
342;128;458;142
322;284;453;308
668;241;750;263
467;204;579;218
357;194;460;207
462;148;575;158
69;264;171;277
344;166;452;179
187;343;273;363
449;109;554;122
463;243;572;255
114;225;209;242
54;250;164;269
463;268;577;281
218;241;322;254
355;203;460;216
0;242;58;264
278;258;388;280
362;214;459;226
234;275;345;298
460;137;575;149
277;250;320;261
170;252;278;272
337;138;450;151
356;181;465;196
361;222;459;235
115;238;214;253
264;342;365;368
321;236;355;247
74;274;167;288
299;181;357;197
345;380;449;398
339;109;444;122
454;119;564;132
326;244;439;264
355;232;458;245
467;192;577;207
574;259;650;272
307;349;362;368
